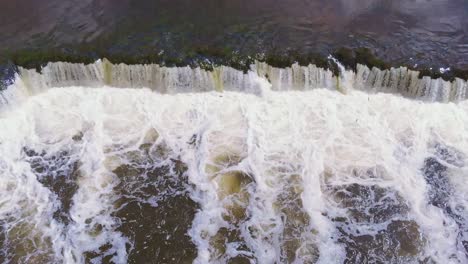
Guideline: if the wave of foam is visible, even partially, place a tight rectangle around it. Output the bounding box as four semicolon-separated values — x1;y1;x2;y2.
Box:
0;82;467;263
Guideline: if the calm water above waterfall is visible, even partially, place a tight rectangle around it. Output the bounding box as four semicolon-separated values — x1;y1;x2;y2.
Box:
1;0;467;68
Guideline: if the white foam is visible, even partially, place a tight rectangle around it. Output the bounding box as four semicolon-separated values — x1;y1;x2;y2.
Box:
0;71;467;262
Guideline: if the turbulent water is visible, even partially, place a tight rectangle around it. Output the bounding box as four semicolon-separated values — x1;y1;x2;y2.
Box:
0;61;468;263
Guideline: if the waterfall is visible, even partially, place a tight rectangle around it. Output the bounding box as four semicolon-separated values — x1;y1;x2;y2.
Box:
2;59;467;108
0;59;467;264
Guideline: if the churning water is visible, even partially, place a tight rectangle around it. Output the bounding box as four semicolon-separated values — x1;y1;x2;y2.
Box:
0;61;467;263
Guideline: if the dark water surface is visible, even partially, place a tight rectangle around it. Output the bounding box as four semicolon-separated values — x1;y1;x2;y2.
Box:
0;0;467;69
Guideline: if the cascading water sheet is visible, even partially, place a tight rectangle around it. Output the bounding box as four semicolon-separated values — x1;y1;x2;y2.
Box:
0;63;467;264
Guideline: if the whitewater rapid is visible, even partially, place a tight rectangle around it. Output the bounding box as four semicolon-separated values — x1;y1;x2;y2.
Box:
0;61;467;263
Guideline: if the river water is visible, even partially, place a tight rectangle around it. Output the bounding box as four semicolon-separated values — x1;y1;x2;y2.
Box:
1;1;468;263
1;0;467;68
